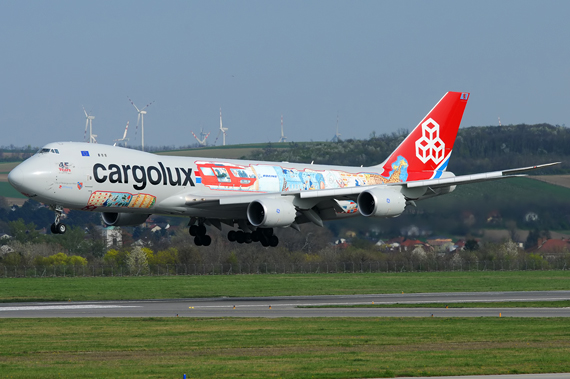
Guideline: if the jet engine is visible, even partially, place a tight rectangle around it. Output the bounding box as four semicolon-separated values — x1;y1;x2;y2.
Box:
357;188;406;217
102;212;150;227
247;198;296;227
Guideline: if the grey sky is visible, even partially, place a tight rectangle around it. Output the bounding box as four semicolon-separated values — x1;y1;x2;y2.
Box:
1;1;568;148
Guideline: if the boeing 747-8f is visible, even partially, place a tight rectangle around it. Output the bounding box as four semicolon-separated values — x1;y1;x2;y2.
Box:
8;92;558;247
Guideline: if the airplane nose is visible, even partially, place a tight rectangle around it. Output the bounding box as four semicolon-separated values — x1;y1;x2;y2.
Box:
7;165;26;192
8;159;52;197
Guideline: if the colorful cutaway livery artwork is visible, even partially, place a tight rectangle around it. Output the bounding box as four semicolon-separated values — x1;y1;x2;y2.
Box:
87;191;156;209
194;156;408;192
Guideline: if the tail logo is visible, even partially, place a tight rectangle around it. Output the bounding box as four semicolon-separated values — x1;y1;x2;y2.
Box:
415;118;445;164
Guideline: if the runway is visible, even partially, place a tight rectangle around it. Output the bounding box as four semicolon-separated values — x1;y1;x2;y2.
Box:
1;290;569;318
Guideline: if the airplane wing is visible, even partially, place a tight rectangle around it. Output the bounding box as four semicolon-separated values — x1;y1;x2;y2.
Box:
160;162;561;210
404;162;561;189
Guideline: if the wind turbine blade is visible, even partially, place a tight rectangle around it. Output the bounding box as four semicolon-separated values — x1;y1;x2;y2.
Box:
83;106;89;118
127;96;141;112
122;121;129;139
141;100;154;111
84;119;88;142
213;129;222;145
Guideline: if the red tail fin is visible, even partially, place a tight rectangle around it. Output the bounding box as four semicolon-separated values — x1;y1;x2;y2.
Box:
378;92;469;181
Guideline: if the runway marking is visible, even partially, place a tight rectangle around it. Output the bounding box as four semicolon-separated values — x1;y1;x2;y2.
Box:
0;305;140;312
188;298;570;309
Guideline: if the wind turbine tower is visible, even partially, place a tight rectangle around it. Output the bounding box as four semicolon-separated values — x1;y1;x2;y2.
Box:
114;121;130;147
128;96;154;151
82;107;97;143
214;108;229;146
331;115;341;142
278;114;287;143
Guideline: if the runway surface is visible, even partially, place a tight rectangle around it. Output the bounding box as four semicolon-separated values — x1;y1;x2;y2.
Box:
397;375;568;379
1;290;569;318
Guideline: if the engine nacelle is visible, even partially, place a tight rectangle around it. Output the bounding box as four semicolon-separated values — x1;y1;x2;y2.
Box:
357;188;406;217
247;198;297;227
102;212;150;227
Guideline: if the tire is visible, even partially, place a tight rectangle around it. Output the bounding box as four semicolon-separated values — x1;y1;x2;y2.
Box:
228;230;236;242
236;231;245;244
244;233;252;244
198;224;207;236
203;235;212;246
50;223;58;234
194;235;203;246
56;223;67;235
189;225;198;236
269;235;279;247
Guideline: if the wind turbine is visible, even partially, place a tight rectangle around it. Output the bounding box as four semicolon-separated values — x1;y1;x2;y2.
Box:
82;106;97;143
127;96;154;151
191;127;211;146
213;108;229;146
113;121;130;147
278;114;287;143
331;115;341;142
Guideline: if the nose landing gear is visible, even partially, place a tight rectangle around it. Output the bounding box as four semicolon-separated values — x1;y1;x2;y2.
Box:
50;206;66;234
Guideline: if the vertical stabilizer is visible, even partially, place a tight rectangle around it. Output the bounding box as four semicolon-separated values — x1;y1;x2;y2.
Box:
377;92;469;181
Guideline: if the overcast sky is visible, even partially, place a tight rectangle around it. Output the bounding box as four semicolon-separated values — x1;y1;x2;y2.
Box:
1;0;569;148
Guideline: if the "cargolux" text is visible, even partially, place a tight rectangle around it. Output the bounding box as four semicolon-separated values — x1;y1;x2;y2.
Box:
93;163;194;190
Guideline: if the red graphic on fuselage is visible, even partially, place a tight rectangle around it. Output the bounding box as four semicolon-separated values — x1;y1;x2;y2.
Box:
195;162;258;190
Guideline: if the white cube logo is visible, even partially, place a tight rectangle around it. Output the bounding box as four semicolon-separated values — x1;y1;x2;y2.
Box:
415;118;445;164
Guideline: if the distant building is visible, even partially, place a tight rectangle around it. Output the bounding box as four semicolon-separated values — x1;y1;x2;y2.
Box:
101;226;122;248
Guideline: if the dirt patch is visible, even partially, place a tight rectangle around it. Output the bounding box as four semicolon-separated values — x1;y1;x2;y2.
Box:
531;175;570;189
4;197;26;206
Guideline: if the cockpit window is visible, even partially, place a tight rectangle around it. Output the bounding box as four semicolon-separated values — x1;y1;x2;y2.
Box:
36;148;60;155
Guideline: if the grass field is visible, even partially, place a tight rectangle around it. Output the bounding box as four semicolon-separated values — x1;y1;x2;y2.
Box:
2;271;570;302
305;300;570;308
0;317;569;378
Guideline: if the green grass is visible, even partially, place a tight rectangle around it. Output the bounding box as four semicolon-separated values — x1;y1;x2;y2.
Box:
304;300;570;309
0;317;569;378
0;180;26;198
2;271;570;302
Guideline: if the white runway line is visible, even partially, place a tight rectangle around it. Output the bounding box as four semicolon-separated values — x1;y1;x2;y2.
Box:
0;304;140;312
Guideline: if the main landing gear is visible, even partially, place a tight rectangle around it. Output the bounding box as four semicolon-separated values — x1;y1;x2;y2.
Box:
50;206;66;235
227;228;279;247
189;223;212;246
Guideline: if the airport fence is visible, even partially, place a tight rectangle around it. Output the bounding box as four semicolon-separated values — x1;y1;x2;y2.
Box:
0;258;568;278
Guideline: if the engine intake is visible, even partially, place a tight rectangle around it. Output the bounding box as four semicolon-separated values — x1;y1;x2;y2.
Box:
247;198;296;227
357;188;406;217
102;212;150;227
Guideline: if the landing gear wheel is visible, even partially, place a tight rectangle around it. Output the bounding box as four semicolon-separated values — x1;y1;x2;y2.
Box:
194;235;203;246
189;225;198;236
198;224;207;236
269;235;279;247
202;235;212;246
236;231;245;244
245;233;252;244
56;223;67;235
228;230;236;242
50;223;57;234
251;230;260;242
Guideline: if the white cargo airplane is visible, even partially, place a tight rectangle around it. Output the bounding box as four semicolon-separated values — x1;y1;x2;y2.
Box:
8;92;558;247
